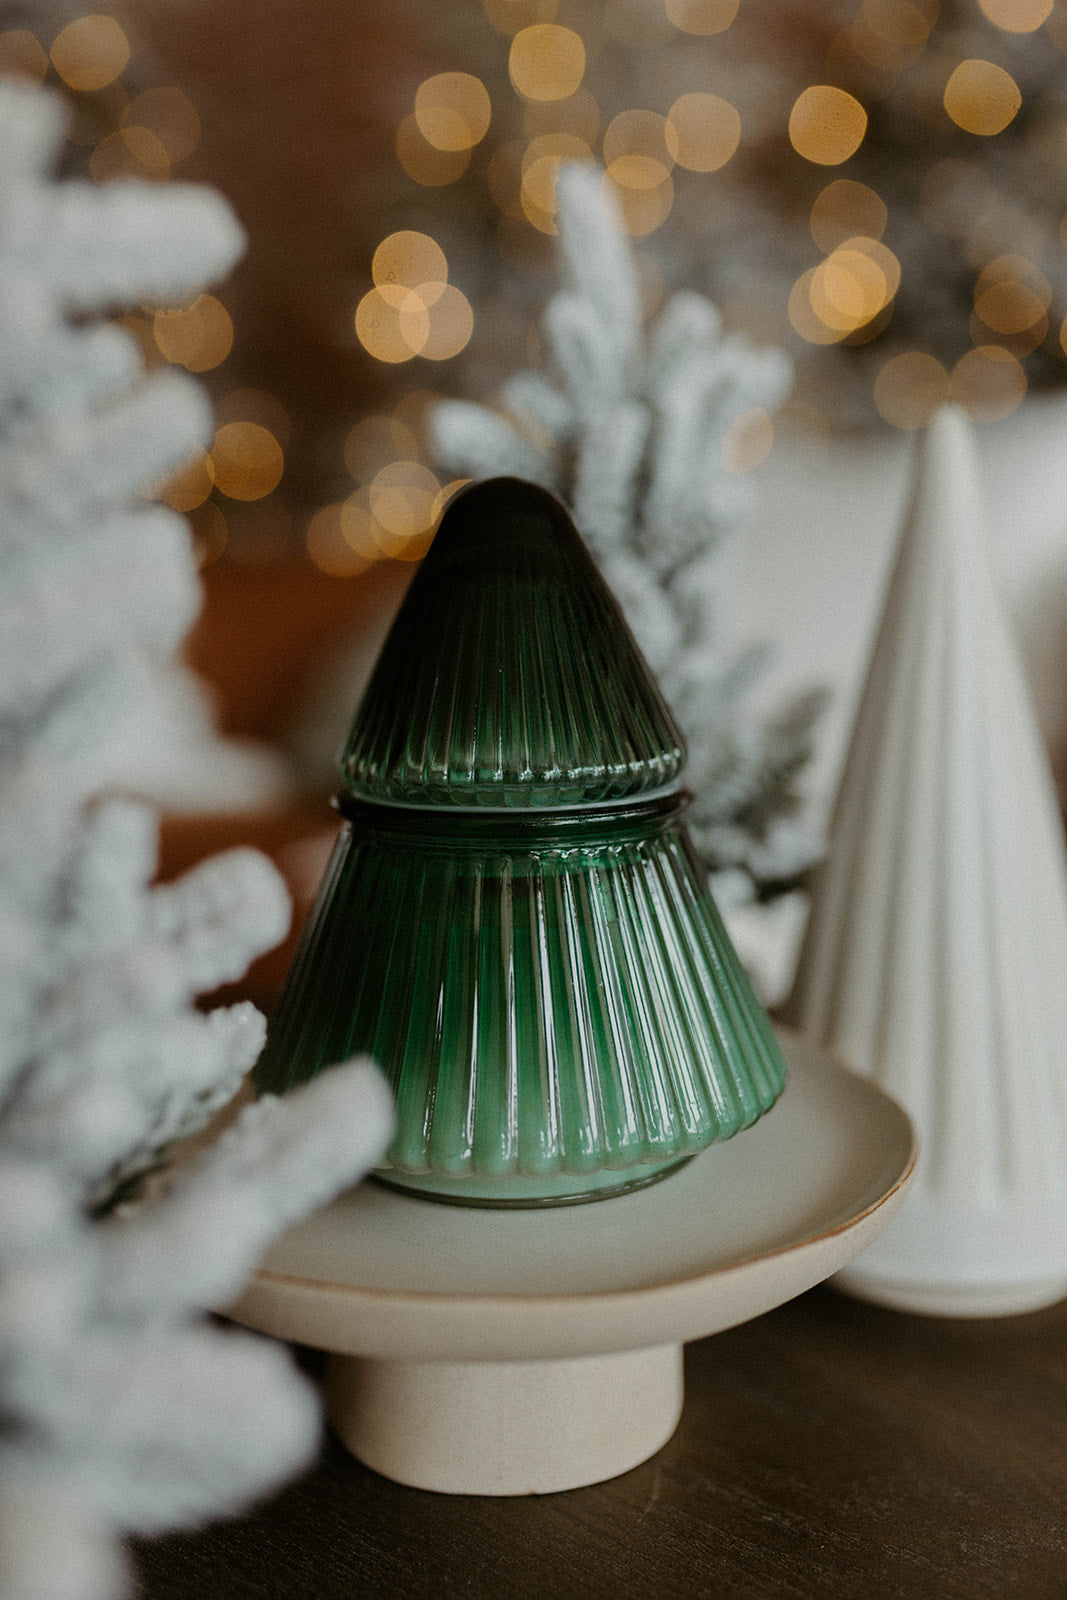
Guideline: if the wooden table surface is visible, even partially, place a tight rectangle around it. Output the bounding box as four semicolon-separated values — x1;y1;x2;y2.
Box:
134;1283;1067;1600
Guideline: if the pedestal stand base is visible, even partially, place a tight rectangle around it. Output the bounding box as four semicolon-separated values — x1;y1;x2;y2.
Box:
327;1345;683;1494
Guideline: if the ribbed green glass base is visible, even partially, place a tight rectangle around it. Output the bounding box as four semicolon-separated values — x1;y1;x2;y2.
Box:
370;1154;694;1208
255;792;787;1203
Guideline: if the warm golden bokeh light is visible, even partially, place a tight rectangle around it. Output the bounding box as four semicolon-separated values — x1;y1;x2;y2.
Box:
663;0;739;33
721;408;774;474
217;388;291;447
667;93;741;172
396;114;471;186
415;73;492;152
307;504;373;577
369;461;441;540
603;111;678;191
372;232;449;300
420;285;475;360
788;269;845;344
153;295;234;373
977;0;1052;29
943;60;1021;136
951;346;1026;420
809;237;900;331
789;87;867;166
509;24;586;102
51;15;129;91
356;287;430;362
521;133;591;230
210;422;284;501
603;168;674;237
0;30;49;84
90;127;171;184
873;352;951;428
810;180;888;252
160;449;214;513
974;281;1048;335
121;88;201;164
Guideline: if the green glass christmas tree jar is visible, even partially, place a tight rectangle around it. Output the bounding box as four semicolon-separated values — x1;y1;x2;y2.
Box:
254;478;786;1205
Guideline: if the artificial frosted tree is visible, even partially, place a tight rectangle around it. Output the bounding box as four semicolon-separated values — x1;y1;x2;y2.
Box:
0;80;393;1600
433;163;826;916
783;405;1067;1316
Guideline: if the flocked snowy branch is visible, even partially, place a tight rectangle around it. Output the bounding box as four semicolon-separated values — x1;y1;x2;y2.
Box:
0;80;393;1600
433;164;826;901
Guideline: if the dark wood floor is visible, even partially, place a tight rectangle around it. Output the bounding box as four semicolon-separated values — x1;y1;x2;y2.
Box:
134;1283;1067;1600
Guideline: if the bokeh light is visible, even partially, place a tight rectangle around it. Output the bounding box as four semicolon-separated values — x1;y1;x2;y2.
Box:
0;30;49;84
420;285;475;360
90;127;171;183
951;345;1027;419
522;132;591;230
160;449;214;513
356;288;431;362
306;504;373;577
845;0;936;71
373;231;448;300
369;460;441;547
603;167;674;237
721;408;774;474
789;87;867;165
415;73;492;152
396;114;471;186
667;93;741;172
790;238;899;343
943;61;1021;136
209;422;284;501
153;295;234;372
972;255;1050;337
663;0;739;33
977;0;1052;29
121;88;200;164
604;111;678;192
51;15;129;92
873;352;951;428
509;25;586;102
810;180;888;252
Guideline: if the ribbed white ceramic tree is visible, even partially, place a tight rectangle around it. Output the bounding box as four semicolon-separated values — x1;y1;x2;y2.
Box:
783;404;1067;1316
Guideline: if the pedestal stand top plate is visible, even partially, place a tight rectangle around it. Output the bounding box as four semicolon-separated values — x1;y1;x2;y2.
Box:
229;1031;916;1363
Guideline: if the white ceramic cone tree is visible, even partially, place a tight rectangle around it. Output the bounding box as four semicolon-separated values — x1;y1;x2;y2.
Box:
783;404;1067;1317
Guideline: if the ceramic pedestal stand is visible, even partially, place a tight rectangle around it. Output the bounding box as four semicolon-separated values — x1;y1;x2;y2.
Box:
228;1032;914;1495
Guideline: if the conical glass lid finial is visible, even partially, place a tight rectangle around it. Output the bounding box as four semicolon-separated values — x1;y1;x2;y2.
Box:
341;477;686;809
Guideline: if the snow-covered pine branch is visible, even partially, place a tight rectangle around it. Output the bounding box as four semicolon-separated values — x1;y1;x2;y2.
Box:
0;80;393;1600
432;163;826;900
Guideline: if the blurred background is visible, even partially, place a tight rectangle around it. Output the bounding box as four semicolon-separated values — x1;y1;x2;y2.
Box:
8;0;1067;993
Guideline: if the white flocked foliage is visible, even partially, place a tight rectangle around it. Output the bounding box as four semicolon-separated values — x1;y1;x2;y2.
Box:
0;80;394;1600
433;164;825;897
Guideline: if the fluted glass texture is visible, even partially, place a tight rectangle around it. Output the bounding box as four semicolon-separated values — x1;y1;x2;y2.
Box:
341;477;685;809
254;797;786;1196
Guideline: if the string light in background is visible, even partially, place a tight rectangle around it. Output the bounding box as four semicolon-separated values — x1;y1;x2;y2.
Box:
153;295;234;372
356;231;473;363
508;25;586;101
0;30;49;84
663;0;740;36
976;0;1053;31
943;60;1022;136
667;94;741;172
415;73;492;151
789;86;868;165
50;14;129;92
